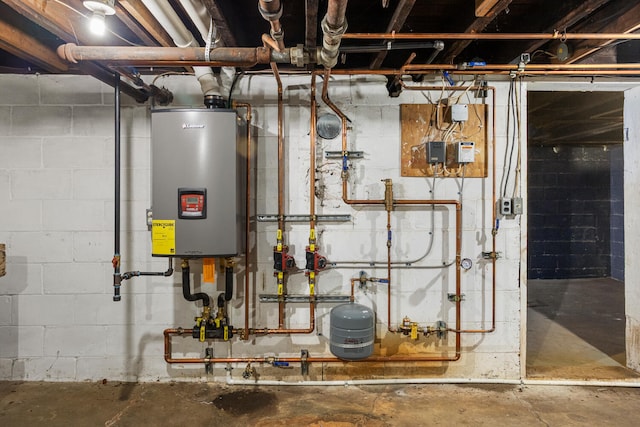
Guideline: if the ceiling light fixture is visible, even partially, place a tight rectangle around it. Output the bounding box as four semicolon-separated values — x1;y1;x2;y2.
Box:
83;0;116;36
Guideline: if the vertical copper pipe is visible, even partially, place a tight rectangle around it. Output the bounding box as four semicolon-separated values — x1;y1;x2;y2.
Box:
310;74;317;230
233;102;252;341
326;0;348;26
386;209;393;332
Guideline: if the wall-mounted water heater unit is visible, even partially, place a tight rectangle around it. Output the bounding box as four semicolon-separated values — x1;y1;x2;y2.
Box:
150;109;245;257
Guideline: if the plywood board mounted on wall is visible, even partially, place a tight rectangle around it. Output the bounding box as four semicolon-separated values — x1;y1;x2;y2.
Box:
400;104;488;178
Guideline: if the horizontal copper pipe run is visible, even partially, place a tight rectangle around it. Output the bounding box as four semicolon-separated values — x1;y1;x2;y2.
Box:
164;328;459;363
341;32;640;41
403;63;640;72
57;44;285;66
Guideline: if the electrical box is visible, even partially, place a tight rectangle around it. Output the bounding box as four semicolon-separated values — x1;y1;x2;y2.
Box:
512;197;523;215
457;141;475;163
500;198;512;216
451;104;468;122
427;141;446;164
151;109;245;257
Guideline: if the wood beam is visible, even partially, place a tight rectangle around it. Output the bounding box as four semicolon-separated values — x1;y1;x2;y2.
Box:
114;3;162;46
443;0;511;63
369;0;416;69
305;0;319;49
0;17;68;72
475;0;500;17
117;0;175;47
520;0;611;58
568;0;640;63
200;0;237;47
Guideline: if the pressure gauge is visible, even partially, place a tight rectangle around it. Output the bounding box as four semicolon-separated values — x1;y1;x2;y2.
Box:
317;113;341;139
460;258;473;270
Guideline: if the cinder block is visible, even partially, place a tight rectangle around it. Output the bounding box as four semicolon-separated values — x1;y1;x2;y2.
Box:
0;137;42;169
44;263;106;294
0;107;10;135
73;231;112;262
0;327;18;357
120;137;151;169
0;75;40;105
11;169;72;200
43;200;105;231
0;200;41;231
15;295;74;325
10;232;72;263
0;260;43;295
40;75;102;105
44;325;107;357
123;106;151;138
43;136;110;169
0;296;11;324
12;106;71;136
19;357;77;381
105;324;166;357
73;169;112;201
72;106;114;137
0;358;12;380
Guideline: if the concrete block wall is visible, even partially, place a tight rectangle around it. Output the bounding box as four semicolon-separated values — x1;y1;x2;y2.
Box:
528;145;613;279
0;74;524;382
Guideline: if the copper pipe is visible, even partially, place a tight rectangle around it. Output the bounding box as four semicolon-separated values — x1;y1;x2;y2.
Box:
350;279;356;302
341;32;640;41
233;102;253;341
310;73;317;231
261;33;281;52
258;0;285;51
326;0;348;25
403;63;640;72
386;209;392;332
57;43;278;66
164;328;459;363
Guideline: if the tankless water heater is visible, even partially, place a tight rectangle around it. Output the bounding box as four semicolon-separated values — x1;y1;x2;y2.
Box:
150;109;245;257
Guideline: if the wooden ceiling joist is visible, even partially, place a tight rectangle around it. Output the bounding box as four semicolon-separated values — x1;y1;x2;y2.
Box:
475;0;501;17
443;0;512;63
369;0;416;69
117;0;175;47
0;18;68;72
201;0;238;47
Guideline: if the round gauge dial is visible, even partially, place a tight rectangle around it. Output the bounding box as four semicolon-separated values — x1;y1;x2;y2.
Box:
317;113;341;139
461;258;473;270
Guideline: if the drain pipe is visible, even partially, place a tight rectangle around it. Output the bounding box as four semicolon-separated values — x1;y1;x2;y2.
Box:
141;0;224;105
112;74;122;302
320;0;349;68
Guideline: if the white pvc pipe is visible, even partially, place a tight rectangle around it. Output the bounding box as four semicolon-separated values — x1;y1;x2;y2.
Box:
141;0;221;98
178;0;211;42
224;371;640;388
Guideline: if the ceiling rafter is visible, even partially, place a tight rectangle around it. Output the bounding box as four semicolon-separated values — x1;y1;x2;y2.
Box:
567;0;640;64
368;0;416;70
0;18;68;72
305;0;319;49
521;0;611;59
200;0;237;47
117;0;175;47
442;0;512;63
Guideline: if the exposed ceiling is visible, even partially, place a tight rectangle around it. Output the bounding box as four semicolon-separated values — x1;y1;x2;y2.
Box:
1;0;639;96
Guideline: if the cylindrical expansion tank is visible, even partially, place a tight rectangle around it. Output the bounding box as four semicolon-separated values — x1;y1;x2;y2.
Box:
330;303;375;360
150;108;245;257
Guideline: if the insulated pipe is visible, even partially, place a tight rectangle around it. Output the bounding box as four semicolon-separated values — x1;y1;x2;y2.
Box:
224;264;233;301
258;0;285;51
112;74;121;302
181;260;210;307
320;0;348;68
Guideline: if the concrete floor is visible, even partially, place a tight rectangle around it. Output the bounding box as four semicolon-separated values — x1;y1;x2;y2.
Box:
2;381;640;426
527;278;639;380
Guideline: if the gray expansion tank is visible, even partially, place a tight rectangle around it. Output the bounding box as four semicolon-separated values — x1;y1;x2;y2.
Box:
330;303;375;360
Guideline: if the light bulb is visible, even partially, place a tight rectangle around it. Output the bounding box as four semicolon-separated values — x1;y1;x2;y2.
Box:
90;10;106;35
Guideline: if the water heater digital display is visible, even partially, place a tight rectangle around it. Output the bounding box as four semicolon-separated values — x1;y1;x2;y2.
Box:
178;188;206;219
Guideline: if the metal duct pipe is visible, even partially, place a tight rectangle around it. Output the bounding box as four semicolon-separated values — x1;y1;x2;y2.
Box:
320;0;348;68
141;0;223;102
258;0;285;50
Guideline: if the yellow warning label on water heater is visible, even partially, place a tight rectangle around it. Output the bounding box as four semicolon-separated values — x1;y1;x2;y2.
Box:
152;220;176;255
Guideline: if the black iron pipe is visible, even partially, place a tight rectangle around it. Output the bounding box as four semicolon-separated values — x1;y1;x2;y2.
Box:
225;266;233;301
182;262;210;307
112;74;122;302
339;41;440;53
121;258;174;280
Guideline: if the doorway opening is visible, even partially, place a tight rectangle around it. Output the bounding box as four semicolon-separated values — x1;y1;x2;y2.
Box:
526;91;635;379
